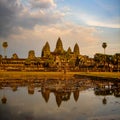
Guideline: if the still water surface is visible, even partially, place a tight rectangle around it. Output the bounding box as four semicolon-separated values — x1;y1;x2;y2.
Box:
0;76;120;120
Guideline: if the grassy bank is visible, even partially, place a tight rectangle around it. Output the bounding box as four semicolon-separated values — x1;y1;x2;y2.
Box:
75;72;120;79
0;71;64;77
0;71;120;79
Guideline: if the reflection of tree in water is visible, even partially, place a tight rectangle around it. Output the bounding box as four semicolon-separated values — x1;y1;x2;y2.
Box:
0;77;120;106
113;82;120;97
1;88;7;104
114;90;120;97
94;88;112;96
102;97;107;105
93;80;120;105
1;96;7;104
94;81;120;97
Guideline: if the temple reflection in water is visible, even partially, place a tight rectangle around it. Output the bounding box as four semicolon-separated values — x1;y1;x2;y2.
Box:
0;76;120;107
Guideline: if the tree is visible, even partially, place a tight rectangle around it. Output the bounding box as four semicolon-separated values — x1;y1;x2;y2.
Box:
0;55;2;60
102;42;107;71
2;42;8;58
94;53;105;67
113;53;120;72
102;42;107;54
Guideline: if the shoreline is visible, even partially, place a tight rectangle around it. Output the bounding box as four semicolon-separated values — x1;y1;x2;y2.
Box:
0;71;120;80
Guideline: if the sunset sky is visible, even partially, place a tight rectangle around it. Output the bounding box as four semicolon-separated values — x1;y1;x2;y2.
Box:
0;0;120;58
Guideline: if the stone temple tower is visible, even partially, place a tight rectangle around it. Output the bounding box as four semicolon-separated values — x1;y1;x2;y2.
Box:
73;43;80;56
41;42;50;57
28;50;36;59
54;37;64;54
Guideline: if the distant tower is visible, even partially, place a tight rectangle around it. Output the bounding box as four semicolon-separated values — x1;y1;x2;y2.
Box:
73;43;80;56
12;53;18;59
54;37;64;54
28;50;36;59
41;42;50;57
67;47;72;53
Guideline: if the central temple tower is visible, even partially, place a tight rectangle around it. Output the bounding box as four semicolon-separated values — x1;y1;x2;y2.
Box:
54;37;64;54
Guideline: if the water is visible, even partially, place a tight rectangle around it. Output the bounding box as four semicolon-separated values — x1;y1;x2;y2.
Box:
0;76;120;120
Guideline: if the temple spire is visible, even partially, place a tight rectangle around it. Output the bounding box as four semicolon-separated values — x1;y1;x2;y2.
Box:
73;43;80;56
54;37;64;54
67;47;72;53
41;41;50;57
28;50;36;59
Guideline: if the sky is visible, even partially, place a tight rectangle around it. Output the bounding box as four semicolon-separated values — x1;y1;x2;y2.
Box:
0;0;120;58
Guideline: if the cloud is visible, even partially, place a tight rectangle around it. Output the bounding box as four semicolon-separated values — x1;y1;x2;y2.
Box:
1;22;99;58
17;9;64;29
31;22;99;53
0;0;62;37
85;19;120;28
7;22;98;45
0;0;23;37
30;0;56;9
78;13;120;28
0;0;119;58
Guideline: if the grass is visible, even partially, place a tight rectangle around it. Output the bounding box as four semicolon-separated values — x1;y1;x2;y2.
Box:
76;72;120;78
0;71;63;77
0;71;120;79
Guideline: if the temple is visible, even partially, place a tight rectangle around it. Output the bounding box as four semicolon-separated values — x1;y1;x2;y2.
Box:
0;37;120;72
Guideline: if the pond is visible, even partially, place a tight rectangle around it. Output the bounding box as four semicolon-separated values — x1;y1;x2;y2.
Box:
0;76;120;120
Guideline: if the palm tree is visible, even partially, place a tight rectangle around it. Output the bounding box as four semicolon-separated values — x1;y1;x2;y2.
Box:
1;96;7;104
1;88;7;104
102;42;107;71
102;42;107;55
102;97;107;105
2;42;8;58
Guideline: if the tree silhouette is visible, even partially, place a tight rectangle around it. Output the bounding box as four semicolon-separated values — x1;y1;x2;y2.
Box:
1;96;7;104
102;42;107;71
102;42;107;55
102;97;107;105
2;42;8;58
